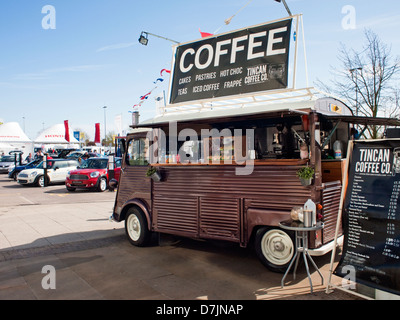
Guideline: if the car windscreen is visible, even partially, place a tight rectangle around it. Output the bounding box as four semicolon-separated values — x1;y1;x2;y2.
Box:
36;161;55;169
1;156;14;162
27;160;41;166
80;158;108;169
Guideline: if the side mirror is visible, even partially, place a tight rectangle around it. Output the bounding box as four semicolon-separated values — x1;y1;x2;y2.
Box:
120;139;126;155
54;167;59;171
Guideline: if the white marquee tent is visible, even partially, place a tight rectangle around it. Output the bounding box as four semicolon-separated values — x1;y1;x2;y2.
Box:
0;122;31;143
0;122;33;156
34;124;80;148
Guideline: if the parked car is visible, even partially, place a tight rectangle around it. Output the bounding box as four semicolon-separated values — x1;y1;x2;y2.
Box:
55;148;79;159
8;159;42;180
66;151;100;161
17;159;79;187
65;157;121;192
0;155;16;174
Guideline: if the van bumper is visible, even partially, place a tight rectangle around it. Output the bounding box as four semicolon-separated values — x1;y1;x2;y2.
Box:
308;235;344;256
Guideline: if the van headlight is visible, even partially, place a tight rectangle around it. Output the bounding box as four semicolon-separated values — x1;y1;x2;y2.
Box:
90;171;100;178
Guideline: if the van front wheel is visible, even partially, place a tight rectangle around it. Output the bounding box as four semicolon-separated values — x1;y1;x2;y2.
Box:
125;208;151;247
255;227;295;273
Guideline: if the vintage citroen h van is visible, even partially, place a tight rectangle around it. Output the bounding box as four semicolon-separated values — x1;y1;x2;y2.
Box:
110;90;400;272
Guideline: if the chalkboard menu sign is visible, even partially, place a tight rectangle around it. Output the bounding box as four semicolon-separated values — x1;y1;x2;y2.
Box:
335;139;400;295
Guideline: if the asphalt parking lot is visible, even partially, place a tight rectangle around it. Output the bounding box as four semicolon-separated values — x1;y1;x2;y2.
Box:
0;175;361;301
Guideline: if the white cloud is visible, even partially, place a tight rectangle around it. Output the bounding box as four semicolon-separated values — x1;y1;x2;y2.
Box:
45;65;107;73
13;73;49;81
12;64;107;81
357;14;400;29
96;42;136;52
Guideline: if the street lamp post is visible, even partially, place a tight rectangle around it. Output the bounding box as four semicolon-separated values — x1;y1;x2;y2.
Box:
103;106;107;146
274;0;293;16
138;31;180;46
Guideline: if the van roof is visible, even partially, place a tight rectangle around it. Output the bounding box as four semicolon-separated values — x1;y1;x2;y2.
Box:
135;87;400;128
137;88;348;126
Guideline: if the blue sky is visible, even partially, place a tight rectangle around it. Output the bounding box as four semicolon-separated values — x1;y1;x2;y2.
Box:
1;0;399;140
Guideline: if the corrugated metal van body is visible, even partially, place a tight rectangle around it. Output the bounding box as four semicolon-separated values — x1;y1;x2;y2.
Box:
114;166;151;218
152;164;312;245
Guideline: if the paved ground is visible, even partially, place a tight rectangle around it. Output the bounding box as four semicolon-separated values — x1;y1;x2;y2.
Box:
0;175;363;301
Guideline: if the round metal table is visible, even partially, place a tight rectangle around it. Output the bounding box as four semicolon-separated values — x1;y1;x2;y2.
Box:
279;219;324;294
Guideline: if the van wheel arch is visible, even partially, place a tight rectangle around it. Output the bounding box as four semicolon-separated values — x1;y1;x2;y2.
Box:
120;202;151;229
124;206;153;247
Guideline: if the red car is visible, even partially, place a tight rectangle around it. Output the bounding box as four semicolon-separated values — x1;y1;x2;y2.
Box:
65;157;121;192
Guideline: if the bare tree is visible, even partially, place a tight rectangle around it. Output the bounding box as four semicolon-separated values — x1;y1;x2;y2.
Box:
102;131;116;147
316;30;400;138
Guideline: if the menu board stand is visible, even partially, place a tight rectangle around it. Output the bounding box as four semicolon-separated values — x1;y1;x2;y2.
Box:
325;141;370;299
326;139;400;300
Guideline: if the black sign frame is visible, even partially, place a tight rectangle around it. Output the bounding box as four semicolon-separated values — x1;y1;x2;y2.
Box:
169;18;292;105
334;139;400;296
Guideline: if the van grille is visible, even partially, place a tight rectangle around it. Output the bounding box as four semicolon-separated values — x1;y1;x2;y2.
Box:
321;181;342;243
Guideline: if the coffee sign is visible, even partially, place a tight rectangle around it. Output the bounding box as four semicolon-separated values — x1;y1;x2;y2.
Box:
169;19;292;104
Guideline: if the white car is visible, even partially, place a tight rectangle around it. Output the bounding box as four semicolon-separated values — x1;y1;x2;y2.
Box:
17;159;79;187
0;155;16;174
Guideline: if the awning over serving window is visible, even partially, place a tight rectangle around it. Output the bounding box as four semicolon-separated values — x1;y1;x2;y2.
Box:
137;87;400;128
321;115;400;127
139;100;313;127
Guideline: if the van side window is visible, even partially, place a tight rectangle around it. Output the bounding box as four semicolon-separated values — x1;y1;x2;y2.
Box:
126;138;149;166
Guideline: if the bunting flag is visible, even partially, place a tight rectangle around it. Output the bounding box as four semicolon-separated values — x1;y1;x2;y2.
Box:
139;86;159;101
199;28;213;38
132;70;170;109
140;92;151;100
153;78;164;84
94;123;101;144
64;120;70;142
133;101;144;108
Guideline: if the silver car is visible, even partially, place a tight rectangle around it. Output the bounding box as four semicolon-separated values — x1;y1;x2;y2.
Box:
0;156;16;174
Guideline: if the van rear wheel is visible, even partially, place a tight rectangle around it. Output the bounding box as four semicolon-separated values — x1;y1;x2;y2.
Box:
255;227;295;273
125;208;151;247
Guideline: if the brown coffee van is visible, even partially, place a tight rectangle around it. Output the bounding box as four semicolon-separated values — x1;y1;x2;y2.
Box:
110;90;400;272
